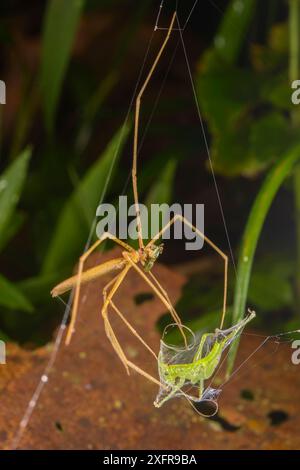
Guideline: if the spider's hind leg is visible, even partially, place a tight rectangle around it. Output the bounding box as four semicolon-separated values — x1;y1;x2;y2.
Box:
64;232;134;346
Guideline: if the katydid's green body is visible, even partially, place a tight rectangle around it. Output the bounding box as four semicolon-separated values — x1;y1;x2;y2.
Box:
154;311;256;407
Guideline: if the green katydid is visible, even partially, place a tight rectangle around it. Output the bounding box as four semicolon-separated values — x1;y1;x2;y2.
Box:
154;310;256;412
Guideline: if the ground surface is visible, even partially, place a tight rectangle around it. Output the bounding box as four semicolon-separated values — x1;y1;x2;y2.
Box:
0;249;299;450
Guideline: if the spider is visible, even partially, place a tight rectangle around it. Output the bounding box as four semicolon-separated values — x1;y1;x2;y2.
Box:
51;11;228;388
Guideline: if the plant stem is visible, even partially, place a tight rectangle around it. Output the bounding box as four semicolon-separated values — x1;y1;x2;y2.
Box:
290;0;300;308
226;143;300;377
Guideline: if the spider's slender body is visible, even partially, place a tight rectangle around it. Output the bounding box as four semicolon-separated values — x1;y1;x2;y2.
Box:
52;244;164;298
51;10;229;390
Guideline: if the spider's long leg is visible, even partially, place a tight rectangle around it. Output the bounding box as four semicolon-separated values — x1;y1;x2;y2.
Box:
105;311;162;386
101;270;163;387
147;214;228;329
132;12;177;251
123;252;187;345
147;270;183;332
101;272;157;360
101;265;132;373
65;233;134;345
109;300;157;359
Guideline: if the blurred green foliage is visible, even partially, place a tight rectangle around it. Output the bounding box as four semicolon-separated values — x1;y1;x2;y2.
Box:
0;0;299;351
0;149;34;313
0;0;185;343
195;0;300;371
41;0;85;133
42;125;130;274
158;0;300;362
197;4;295;176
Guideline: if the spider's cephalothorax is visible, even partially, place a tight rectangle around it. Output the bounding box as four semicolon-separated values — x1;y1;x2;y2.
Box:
142;243;164;272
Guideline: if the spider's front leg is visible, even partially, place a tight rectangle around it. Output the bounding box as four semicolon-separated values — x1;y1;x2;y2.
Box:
148;214;229;330
123;252;187;345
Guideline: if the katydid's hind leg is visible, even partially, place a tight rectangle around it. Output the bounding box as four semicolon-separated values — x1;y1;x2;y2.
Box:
65;233;133;345
198;379;204;400
147;214;229;330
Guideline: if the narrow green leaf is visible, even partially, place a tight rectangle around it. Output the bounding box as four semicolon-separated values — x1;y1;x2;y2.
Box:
0;212;25;253
41;0;85;133
0;148;31;250
0;274;34;313
214;0;257;64
227;143;300;375
42;124;130;274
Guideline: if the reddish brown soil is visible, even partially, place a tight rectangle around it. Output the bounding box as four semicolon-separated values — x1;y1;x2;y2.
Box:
1;250;299;450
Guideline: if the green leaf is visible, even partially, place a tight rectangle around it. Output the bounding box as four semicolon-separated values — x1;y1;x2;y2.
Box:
262;77;293;111
197;66;293;176
197;3;292;178
0;274;34;313
41;0;85;133
0;212;25;253
197;66;262;176
249;271;293;311
213;0;257;64
250;24;288;74
42;124;130;274
250;112;294;164
227;143;300;375
0;148;31;250
198;66;258;130
249;256;294;311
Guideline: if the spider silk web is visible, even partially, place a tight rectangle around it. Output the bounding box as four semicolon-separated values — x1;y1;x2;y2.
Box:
9;0;298;449
154;319;300;417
